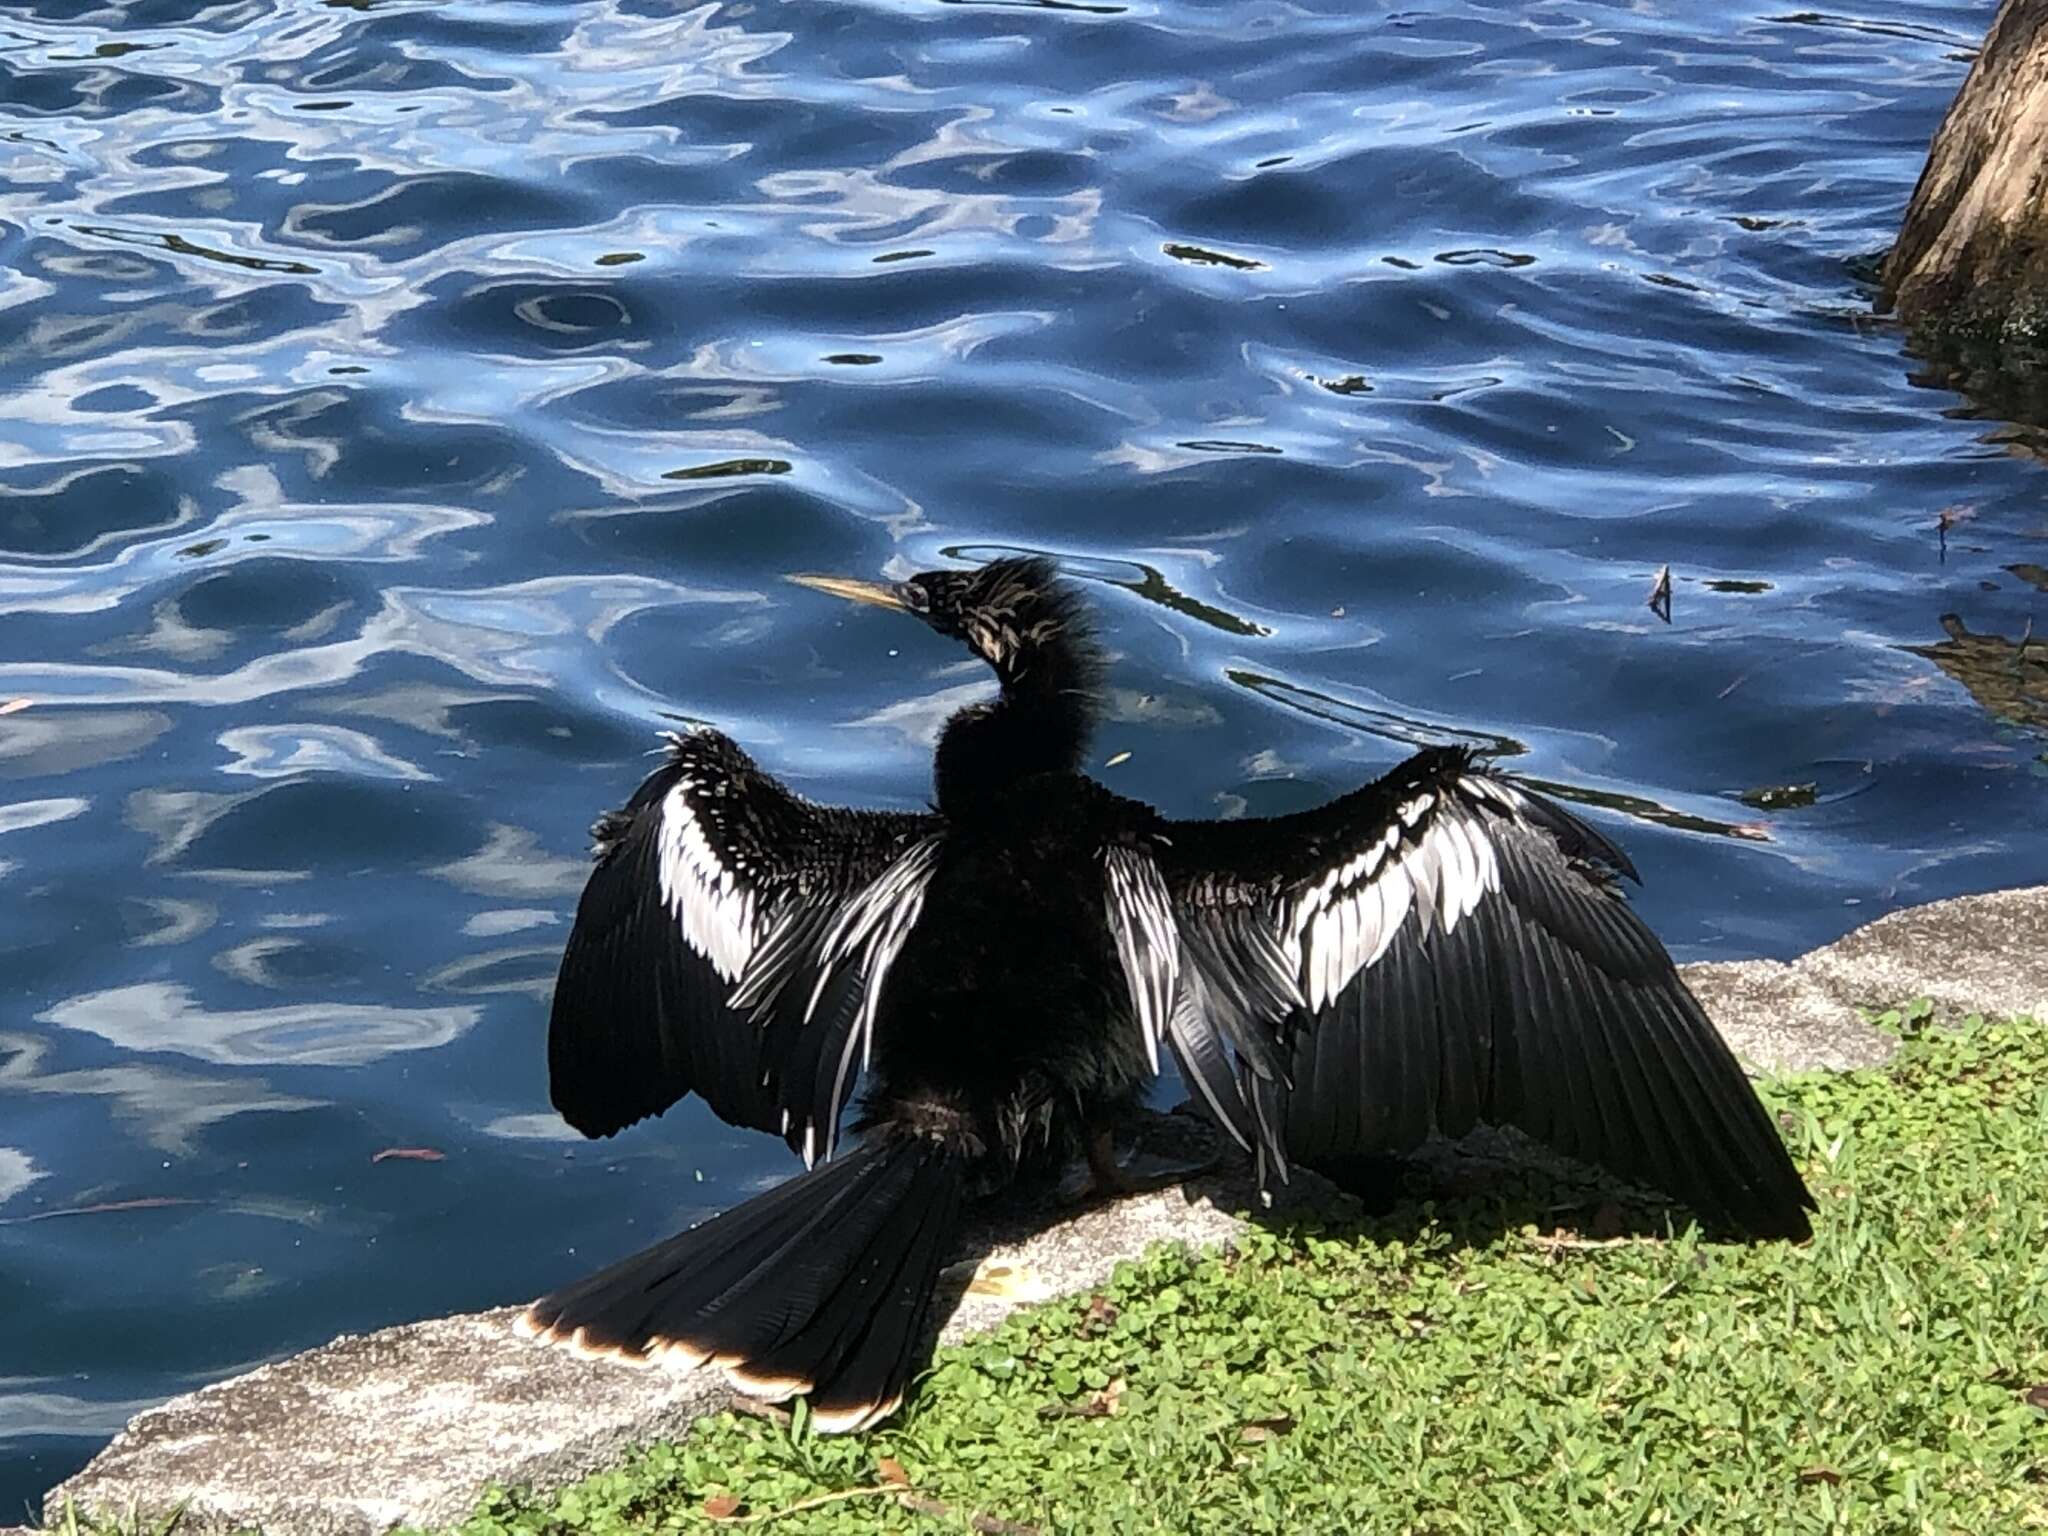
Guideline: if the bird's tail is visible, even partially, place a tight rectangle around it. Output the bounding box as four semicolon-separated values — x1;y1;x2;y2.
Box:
518;1135;965;1432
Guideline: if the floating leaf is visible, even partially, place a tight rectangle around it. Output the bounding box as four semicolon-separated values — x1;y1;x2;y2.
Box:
1162;242;1264;271
1437;247;1537;269
1738;783;1817;811
372;1147;445;1163
1178;439;1282;455
1239;1413;1296;1443
663;458;793;481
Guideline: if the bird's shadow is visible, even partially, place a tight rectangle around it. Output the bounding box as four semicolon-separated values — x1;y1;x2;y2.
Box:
917;1106;1747;1368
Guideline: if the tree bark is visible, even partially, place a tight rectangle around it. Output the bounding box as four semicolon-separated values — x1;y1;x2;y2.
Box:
1880;0;2048;390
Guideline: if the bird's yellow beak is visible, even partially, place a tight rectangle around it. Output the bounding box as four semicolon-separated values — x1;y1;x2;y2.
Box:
787;573;911;612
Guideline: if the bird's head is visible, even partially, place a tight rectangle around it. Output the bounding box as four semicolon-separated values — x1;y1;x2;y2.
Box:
790;556;1098;691
791;556;1105;805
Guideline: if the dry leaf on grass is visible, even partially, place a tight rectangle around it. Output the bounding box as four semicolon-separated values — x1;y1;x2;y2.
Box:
1239;1414;1296;1443
966;1261;1054;1301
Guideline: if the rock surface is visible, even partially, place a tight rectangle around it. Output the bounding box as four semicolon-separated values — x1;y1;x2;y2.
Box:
1687;885;2048;1071
1880;0;2048;408
45;886;2048;1536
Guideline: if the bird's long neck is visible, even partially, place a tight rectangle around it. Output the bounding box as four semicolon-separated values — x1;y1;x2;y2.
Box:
934;634;1100;816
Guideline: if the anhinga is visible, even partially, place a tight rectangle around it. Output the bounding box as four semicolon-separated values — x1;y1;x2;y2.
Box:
521;556;1812;1430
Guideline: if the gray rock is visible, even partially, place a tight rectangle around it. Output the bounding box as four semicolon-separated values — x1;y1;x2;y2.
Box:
43;1310;727;1536
1687;885;2048;1075
1800;886;2048;1027
1680;956;1892;1073
44;886;2048;1536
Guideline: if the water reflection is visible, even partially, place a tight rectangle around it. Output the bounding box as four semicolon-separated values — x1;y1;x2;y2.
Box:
0;797;88;836
0;1032;321;1155
0;709;171;779
1515;776;1776;845
40;984;480;1068
1906;614;2048;737
0;576;758;711
218;724;431;781
0;1390;159;1444
431;824;587;900
0;1149;41;1209
1226;667;1525;757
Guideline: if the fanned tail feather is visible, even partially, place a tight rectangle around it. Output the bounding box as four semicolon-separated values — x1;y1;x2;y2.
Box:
519;1136;965;1431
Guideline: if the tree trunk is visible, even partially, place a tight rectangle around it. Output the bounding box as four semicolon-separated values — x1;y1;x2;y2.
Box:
1880;0;2048;400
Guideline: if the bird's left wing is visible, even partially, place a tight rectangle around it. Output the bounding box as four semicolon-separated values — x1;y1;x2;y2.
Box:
548;729;942;1162
1119;746;1812;1238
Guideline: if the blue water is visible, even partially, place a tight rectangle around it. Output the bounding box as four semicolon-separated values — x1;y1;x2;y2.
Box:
3;0;2045;1511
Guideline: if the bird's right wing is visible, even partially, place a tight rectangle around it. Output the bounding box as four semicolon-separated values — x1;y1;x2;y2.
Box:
1148;747;1812;1238
547;729;942;1162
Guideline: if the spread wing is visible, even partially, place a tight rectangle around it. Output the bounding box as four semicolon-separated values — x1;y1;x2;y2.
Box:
547;729;942;1164
1115;746;1812;1238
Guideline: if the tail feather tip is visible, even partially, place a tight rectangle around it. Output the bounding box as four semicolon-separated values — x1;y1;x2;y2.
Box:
566;1326;650;1367
651;1337;712;1372
518;1309;685;1372
722;1363;814;1400
811;1392;903;1435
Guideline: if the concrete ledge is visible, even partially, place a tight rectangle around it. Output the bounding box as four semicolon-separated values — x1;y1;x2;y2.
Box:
1688;885;2048;1075
44;886;2048;1536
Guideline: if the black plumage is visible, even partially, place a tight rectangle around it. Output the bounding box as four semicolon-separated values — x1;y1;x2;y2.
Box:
522;556;1814;1430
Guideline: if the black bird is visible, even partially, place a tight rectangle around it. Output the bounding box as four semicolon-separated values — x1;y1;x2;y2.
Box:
521;557;1812;1430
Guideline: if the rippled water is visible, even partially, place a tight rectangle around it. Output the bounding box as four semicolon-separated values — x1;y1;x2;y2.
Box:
3;0;2045;1508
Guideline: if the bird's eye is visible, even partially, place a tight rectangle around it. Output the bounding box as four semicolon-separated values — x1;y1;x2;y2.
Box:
900;582;931;614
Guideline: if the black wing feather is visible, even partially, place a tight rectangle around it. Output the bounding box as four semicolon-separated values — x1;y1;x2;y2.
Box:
548;730;940;1148
1163;970;1257;1154
1157;748;1813;1239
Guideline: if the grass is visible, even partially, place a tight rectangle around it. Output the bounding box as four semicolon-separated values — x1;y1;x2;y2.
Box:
442;1013;2048;1535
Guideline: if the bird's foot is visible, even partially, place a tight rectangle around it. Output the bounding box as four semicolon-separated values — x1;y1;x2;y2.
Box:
1081;1128;1218;1199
